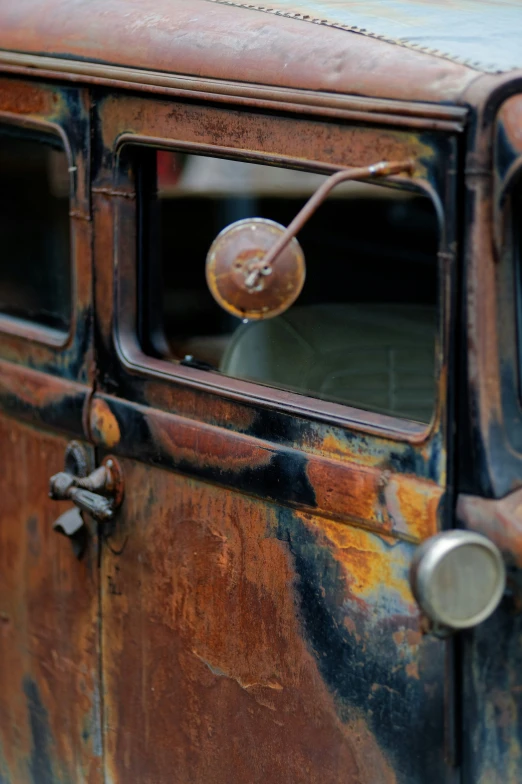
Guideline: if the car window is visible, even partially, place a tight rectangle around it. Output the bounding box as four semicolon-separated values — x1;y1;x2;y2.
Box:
0;128;71;332
137;149;439;424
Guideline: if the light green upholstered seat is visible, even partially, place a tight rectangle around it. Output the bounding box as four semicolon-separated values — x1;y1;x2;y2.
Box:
220;303;436;423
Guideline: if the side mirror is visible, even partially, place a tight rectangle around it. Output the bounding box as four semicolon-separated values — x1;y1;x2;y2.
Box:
206;217;306;321
205;159;414;320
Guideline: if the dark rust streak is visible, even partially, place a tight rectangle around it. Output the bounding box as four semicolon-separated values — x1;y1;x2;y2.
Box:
90;393;441;542
91;187;136;200
0;358;89;439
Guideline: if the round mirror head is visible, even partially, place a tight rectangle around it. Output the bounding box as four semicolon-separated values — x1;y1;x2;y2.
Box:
205;218;306;320
410;530;506;631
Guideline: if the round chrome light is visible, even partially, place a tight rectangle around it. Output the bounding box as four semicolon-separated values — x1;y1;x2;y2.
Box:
410;530;506;631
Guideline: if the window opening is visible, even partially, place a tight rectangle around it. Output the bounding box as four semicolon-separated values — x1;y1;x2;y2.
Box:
0;127;71;332
137;149;439;423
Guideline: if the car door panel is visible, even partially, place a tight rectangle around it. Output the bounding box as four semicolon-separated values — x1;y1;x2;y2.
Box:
99;455;446;784
0;414;100;784
92;90;458;783
0;78;100;783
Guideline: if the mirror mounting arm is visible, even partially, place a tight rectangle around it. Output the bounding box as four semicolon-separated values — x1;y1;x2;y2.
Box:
243;159;415;290
205;158;415;320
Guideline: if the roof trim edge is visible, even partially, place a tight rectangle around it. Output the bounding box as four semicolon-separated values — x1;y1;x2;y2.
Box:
0;50;467;132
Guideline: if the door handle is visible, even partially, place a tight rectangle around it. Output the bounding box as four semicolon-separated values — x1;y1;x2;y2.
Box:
49;441;123;554
50;467;117;522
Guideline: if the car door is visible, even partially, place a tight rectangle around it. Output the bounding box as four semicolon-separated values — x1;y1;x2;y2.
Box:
454;92;522;784
92;88;460;783
0;79;101;782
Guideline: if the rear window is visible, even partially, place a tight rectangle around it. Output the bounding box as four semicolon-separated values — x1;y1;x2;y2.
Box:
0;128;71;332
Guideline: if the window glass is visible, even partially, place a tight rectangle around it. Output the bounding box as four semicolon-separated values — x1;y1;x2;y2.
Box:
138;150;439;423
0;128;71;332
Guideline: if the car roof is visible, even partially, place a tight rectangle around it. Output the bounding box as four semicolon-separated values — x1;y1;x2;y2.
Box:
215;0;522;74
0;0;496;106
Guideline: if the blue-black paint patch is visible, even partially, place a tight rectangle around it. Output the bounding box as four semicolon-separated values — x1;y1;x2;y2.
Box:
462;602;522;783
0;384;87;440
23;677;55;784
388;442;433;480
273;508;446;783
110;399;317;508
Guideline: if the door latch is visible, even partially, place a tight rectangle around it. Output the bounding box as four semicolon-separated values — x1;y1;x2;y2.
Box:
49;441;124;556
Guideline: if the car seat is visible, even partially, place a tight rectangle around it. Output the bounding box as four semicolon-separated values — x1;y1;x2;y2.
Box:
220;303;436;423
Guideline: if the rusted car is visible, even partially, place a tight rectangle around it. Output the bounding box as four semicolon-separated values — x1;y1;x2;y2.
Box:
0;1;521;782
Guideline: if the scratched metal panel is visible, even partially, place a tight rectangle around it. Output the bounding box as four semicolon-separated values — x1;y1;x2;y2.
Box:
0;0;479;107
208;0;522;72
0;78;93;385
461;605;522;784
101;458;448;784
0;414;102;784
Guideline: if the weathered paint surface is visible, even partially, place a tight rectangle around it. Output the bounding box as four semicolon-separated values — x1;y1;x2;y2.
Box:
0;77;93;384
0;358;88;440
101;457;446;784
88;72;455;784
0;0;480;106
461;604;522;784
5;10;522;779
90;393;443;544
0;74;97;783
0;414;101;784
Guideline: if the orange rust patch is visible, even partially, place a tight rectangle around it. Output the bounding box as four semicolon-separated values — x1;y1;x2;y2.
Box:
150;411;273;473
90;397;121;448
102;459;398;783
405;661;420;679
307;452;442;541
146;380;258;431
384;476;441;541
392;629;421;648
307;457;389;533
320;433;387;468
0;80;56;116
298;513;414;606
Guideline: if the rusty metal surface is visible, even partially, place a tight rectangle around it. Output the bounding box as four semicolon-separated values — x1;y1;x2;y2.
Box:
455;73;522;501
0;358;89;440
0;0;481;105
86;79;458;781
461;606;522;784
0;7;520;780
444;73;522;783
0;413;101;783
208;0;522;73
95;90;455;442
101;456;447;783
0;78;93;384
0;52;469;134
457;490;522;570
90;393;443;544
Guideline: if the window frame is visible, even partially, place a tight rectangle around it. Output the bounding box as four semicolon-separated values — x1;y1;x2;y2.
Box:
94;90;458;469
123;138;444;434
0;77;91;382
0;117;73;345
